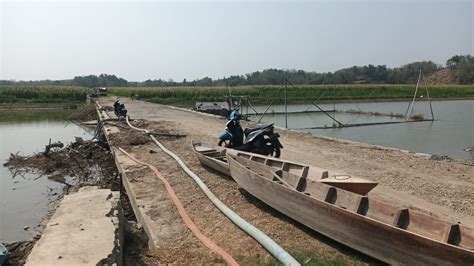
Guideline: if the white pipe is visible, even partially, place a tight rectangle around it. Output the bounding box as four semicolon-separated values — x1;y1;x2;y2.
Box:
125;116;300;266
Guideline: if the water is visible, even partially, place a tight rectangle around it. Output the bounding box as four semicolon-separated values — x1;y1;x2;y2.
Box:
0;110;92;242
250;100;473;161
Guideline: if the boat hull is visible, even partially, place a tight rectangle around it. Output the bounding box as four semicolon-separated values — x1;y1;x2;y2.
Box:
228;154;474;265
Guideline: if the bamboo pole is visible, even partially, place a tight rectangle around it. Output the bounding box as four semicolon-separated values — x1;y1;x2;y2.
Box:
404;69;422;120
422;72;435;120
285;84;288;129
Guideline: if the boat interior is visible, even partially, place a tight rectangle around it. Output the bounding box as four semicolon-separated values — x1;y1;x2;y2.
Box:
193;142;227;162
231;149;374;184
230;152;474;251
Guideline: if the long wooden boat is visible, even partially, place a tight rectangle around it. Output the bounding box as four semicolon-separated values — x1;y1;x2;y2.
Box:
227;151;474;265
192;141;378;195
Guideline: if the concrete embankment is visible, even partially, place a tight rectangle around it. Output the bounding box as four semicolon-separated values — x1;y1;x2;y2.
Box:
25;187;122;265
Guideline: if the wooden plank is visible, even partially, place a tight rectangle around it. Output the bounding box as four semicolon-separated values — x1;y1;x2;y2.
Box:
271;170;295;190
458;225;474;249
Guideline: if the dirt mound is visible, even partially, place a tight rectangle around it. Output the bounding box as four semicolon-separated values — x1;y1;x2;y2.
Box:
425;68;459;85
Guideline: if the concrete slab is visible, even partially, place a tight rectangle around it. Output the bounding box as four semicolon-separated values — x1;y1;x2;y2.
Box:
25;187;122;266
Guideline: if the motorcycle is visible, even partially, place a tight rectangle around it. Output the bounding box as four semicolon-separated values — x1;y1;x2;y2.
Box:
218;110;243;148
239;124;283;158
113;99;128;118
218;111;283;157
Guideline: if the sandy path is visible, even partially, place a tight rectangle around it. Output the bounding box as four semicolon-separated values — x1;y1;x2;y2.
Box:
100;97;473;263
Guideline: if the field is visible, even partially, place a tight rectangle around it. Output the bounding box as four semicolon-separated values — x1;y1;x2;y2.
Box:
1;85;473;106
0;86;92;104
110;85;474;105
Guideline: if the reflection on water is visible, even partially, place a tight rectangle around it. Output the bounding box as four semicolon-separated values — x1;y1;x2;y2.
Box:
0;109;77;123
0;109;91;242
251;100;473;161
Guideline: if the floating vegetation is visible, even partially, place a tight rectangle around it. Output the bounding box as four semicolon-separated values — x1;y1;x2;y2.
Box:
340;109;405;118
410;114;425;121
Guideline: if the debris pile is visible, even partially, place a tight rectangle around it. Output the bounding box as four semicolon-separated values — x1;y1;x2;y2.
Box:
4;139;119;192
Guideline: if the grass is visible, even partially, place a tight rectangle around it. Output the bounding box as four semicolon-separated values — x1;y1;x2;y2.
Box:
0;86;92;104
110;85;474;106
238;250;380;266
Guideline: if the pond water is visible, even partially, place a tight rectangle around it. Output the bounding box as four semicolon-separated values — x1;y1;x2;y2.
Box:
250;100;473;161
0;110;91;242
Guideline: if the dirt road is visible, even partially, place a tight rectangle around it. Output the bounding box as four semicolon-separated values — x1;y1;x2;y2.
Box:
100;97;473;264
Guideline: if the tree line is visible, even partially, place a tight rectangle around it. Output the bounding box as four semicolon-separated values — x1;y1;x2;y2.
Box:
446;55;474;84
1;55;472;87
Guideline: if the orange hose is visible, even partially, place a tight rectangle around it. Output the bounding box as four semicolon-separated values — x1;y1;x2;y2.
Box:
118;147;239;266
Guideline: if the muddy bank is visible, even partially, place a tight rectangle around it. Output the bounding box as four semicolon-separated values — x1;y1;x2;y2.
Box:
1;105;151;265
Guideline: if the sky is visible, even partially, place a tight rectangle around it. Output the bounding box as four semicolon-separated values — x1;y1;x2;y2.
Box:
0;0;472;81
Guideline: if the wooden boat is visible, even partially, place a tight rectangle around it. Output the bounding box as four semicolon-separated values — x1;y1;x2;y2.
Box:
227;151;474;265
192;142;378;195
191;141;230;176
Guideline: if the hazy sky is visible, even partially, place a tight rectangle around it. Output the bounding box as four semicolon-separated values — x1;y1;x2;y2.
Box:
1;0;472;81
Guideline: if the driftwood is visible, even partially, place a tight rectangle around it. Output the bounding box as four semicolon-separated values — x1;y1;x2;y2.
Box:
44;140;64;156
